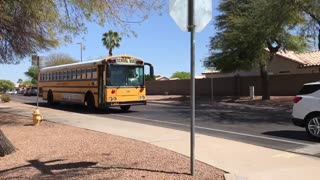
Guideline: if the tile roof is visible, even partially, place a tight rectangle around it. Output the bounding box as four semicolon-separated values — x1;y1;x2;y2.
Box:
276;50;320;67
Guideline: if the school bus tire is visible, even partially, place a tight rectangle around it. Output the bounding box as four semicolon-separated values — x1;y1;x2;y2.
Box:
85;93;95;112
47;90;54;105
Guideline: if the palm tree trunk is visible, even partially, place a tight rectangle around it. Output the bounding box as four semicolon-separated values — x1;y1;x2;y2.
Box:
0;129;16;157
109;48;112;56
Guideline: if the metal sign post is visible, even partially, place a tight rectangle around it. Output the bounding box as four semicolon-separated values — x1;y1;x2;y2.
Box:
169;0;212;176
188;0;195;175
32;55;41;108
31;55;45;108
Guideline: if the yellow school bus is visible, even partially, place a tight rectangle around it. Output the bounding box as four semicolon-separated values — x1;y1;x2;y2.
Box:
38;55;154;112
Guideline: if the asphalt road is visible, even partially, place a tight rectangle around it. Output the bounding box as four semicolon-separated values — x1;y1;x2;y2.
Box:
10;94;320;157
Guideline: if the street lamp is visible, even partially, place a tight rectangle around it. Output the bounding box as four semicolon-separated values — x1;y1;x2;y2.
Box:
77;42;83;62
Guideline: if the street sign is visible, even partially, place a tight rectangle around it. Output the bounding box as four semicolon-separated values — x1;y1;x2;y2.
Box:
169;0;212;32
32;55;46;68
38;56;46;68
31;55;39;66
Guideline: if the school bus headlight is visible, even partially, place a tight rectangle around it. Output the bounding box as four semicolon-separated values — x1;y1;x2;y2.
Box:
139;96;145;100
109;97;117;101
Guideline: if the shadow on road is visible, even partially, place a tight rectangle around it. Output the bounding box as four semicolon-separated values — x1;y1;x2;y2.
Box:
24;102;132;115
263;130;320;143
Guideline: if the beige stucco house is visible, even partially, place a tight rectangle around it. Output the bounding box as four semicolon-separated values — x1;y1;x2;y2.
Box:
203;50;320;78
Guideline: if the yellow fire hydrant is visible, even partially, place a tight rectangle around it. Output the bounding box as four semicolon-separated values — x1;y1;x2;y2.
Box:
32;108;42;126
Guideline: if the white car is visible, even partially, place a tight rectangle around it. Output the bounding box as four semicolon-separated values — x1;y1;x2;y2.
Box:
6;90;17;95
292;81;320;139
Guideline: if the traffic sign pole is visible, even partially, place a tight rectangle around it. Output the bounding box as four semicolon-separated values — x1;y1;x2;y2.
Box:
169;0;212;176
188;0;195;176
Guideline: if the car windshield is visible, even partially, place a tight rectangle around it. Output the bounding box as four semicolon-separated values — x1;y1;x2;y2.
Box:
107;65;144;87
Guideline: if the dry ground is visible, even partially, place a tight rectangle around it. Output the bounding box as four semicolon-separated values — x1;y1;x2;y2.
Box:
0;112;225;179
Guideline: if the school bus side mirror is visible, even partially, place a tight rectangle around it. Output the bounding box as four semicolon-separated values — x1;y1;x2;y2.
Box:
144;62;154;78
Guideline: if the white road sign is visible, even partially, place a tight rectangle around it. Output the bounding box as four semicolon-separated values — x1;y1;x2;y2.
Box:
169;0;212;32
32;55;46;68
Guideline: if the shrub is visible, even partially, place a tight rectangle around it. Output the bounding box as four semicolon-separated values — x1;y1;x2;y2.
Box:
0;94;10;102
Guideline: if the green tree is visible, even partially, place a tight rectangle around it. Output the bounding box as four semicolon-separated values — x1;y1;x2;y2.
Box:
171;71;190;79
46;53;78;67
0;80;15;93
21;80;33;88
206;0;319;100
102;30;122;56
24;66;39;85
0;0;163;64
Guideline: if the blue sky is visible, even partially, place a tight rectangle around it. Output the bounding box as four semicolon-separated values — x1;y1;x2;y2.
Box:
0;1;219;84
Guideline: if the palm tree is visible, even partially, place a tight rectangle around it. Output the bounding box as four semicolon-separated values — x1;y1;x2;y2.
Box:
102;30;122;56
17;79;23;88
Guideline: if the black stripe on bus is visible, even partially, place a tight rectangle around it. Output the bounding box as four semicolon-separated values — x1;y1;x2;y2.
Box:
42;86;98;89
39;79;98;82
43;90;98;95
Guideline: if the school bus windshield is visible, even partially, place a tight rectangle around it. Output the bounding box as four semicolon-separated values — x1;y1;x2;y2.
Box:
107;65;144;87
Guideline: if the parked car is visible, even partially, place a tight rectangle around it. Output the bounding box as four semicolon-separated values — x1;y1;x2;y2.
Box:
292;81;320;140
6;90;17;95
23;86;38;96
28;86;38;96
23;88;30;96
17;89;25;94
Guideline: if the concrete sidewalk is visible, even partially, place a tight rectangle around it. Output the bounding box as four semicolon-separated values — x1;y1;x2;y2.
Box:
1;102;319;180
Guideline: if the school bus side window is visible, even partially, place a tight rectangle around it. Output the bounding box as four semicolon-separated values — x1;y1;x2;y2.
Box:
77;69;81;79
81;69;86;79
92;68;97;79
67;70;71;80
61;71;63;80
63;71;66;80
72;70;76;80
87;68;92;79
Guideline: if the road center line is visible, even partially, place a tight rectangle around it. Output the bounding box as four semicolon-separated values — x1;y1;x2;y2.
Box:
111;114;311;146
